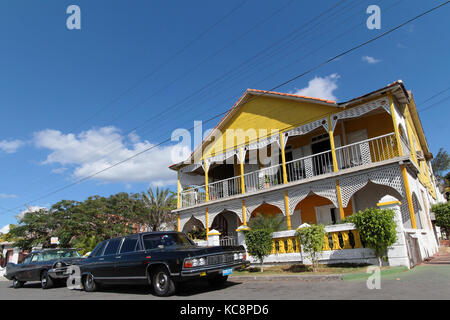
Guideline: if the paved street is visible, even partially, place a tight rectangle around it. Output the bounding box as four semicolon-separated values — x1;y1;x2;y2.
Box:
1;265;449;300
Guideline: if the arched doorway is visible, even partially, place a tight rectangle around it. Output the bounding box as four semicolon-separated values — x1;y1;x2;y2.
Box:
211;211;241;245
182;216;206;241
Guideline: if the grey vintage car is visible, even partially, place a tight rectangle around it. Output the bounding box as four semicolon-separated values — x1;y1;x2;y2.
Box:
5;248;83;289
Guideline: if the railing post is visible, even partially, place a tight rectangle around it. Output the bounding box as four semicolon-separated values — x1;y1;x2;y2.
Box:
279;132;288;184
204;160;209;202
177;169;181;209
239;147;246;194
327;115;339;172
335;179;346;220
387;92;403;157
284;191;292;230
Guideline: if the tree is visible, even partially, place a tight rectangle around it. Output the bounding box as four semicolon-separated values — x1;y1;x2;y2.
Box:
346;208;397;266
244;229;273;272
248;213;286;233
296;224;327;272
141;187;177;231
431;202;450;238
431;148;450;180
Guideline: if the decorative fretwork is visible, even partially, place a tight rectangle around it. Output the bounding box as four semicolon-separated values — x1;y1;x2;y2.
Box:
331;97;391;130
207;200;243;227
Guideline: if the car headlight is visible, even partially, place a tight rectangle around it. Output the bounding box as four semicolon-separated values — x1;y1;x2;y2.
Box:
234;253;239;260
239;253;244;260
199;258;206;266
192;259;199;267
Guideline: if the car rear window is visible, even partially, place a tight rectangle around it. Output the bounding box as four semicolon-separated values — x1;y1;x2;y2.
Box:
103;238;122;255
142;233;193;250
120;236;139;253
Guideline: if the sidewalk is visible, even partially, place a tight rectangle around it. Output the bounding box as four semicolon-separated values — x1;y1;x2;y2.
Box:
421;246;450;265
230;274;343;282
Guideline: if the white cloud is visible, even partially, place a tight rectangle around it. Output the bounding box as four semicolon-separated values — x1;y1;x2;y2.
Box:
291;74;340;101
33;126;179;185
0;193;18;199
362;55;381;64
16;206;46;220
0;224;10;234
51;167;68;174
0;139;24;154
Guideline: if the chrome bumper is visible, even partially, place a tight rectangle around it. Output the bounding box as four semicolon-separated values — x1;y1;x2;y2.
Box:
180;260;249;277
48;267;70;279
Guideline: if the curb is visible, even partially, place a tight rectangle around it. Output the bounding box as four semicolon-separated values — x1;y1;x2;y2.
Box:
229;274;343;282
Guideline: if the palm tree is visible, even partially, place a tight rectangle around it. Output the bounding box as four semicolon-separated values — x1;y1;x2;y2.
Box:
142;187;177;231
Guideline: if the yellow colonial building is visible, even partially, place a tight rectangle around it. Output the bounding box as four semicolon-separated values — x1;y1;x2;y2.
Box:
170;80;443;267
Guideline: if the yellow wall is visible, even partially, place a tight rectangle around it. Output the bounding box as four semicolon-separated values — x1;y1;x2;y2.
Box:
202;96;338;159
251;203;283;218
294;194;353;224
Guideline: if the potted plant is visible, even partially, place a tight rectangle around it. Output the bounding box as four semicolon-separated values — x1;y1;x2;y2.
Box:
264;175;271;188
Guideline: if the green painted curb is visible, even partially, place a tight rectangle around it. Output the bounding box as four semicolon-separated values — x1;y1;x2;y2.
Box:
342;266;409;281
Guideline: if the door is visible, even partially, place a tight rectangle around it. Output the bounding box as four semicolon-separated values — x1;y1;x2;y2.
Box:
114;236;146;280
346;129;369;166
91;238;123;280
311;137;332;175
315;205;338;225
15;254;32;281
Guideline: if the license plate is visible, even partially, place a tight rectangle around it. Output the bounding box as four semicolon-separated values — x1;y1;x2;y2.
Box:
222;268;233;276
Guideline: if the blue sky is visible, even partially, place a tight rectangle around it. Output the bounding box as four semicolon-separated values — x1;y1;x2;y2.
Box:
1;0;449;229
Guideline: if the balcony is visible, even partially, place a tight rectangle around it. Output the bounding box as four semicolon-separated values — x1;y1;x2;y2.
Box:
179;133;402;208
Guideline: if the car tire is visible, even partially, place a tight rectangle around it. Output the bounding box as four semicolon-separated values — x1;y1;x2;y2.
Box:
83;273;98;292
151;266;177;297
208;274;228;286
41;270;54;289
12;278;25;289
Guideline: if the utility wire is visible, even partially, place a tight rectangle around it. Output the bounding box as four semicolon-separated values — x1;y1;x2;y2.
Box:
1;0;449;215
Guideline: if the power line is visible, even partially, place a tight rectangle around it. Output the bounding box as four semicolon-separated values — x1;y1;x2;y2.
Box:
2;0;449;215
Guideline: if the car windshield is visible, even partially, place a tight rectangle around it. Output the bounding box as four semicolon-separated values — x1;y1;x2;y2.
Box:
39;250;80;261
143;233;195;250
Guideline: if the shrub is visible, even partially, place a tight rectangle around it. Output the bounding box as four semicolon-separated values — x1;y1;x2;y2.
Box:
248;213;286;233
296;224;327;272
431;202;450;239
346;208;397;266
244;229;273;272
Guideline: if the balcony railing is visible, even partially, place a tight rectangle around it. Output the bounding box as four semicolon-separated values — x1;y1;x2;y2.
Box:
179;133;400;208
208;176;242;201
334;133;397;170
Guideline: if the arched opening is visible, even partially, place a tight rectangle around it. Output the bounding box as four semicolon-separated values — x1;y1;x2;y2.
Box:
182;216;206;241
250;202;283;219
211;211;241;245
293;193;353;226
352;181;402;212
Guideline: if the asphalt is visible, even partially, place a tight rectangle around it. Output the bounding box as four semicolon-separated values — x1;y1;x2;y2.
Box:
0;264;449;300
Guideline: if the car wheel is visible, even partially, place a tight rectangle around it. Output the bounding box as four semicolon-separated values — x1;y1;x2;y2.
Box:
41;270;54;289
12;278;25;289
83;273;98;292
151;267;177;297
208;274;228;286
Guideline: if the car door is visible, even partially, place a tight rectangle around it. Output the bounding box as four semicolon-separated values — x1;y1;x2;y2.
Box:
97;237;123;281
24;254;40;281
114;235;146;281
15;255;32;281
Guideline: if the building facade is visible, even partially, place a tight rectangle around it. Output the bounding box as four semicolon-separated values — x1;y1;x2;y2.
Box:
170;81;443;267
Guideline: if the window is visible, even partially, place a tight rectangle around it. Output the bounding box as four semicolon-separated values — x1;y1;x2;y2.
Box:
22;255;33;264
91;241;106;257
143;233;193;250
120;236;139;253
103;238;122;256
31;254;39;262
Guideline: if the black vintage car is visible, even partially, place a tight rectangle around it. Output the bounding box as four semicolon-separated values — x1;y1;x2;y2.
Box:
5;248;83;289
79;231;249;296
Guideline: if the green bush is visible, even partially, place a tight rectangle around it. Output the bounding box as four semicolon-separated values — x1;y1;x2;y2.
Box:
431;202;450;238
244;229;273;272
296;224;327;271
248;213;286;233
346;208;397;266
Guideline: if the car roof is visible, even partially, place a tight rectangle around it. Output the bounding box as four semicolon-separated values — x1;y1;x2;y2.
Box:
27;248;78;255
103;231;181;242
